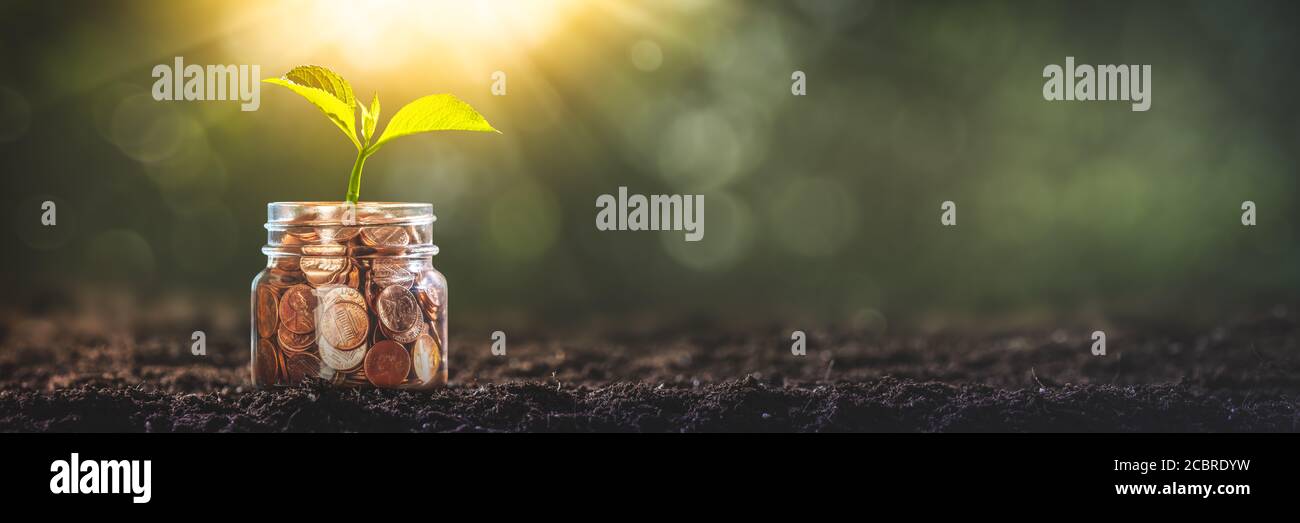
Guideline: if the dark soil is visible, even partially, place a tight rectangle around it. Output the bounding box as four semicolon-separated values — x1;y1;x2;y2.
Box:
2;298;1299;432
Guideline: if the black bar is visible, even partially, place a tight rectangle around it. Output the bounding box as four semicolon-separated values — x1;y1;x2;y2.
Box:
2;433;1291;513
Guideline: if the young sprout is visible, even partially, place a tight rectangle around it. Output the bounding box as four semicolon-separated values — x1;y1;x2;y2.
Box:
264;65;498;203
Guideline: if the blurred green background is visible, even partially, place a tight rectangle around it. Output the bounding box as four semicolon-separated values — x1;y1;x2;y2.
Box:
2;0;1297;328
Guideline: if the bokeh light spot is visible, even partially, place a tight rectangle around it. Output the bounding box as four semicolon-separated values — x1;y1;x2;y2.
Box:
656;109;744;191
630;39;663;72
661;191;753;271
110;94;189;163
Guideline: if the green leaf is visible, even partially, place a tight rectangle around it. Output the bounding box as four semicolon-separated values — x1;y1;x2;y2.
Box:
284;65;356;108
371;94;497;151
362;93;380;146
262;64;499;204
264;66;361;149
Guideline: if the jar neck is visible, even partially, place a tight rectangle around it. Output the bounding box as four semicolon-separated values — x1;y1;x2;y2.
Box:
263;202;438;259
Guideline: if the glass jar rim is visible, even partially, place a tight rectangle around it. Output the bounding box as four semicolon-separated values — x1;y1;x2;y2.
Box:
263;201;439;259
266;201;436;228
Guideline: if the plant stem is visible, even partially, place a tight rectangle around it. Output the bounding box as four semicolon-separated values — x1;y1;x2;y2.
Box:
345;149;368;204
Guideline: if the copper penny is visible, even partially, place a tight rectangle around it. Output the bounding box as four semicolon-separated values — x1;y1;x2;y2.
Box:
273;256;300;272
319;284;366;309
360;226;410;247
376;285;420;333
277;324;316;352
369;315;385;345
323;367;346;386
387;319;425;345
301;243;347;256
284;352;324;383
278;285;318;335
343;369;368;387
266;267;305;288
365;281;380;310
320;338;366;371
323;264;357;287
371;260;415;288
405;225;423;244
428;320;443;353
255;285;279;339
283;228;319;245
254;338;280;386
364;340;410;387
301;257;348;286
326;226;360;243
411;333;441;384
320;302;369;350
415;288;441;322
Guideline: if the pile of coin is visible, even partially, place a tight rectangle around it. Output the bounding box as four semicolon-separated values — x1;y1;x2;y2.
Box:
253;224;445;388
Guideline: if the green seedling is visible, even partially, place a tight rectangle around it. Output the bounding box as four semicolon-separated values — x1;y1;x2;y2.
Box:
264;65;498;203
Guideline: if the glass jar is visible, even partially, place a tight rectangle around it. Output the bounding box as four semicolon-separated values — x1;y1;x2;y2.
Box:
251;202;447;389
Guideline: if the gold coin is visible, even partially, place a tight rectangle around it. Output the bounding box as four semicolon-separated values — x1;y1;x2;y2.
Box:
411;333;440;384
277;324;316;352
360;226;410;247
364;340;410;388
320;302;369;350
277;285;318;335
376;285;420;333
255;285;279;339
301;257;349;287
